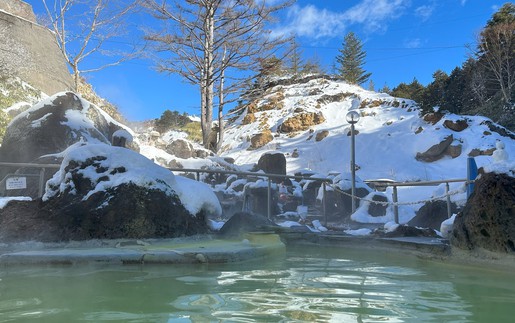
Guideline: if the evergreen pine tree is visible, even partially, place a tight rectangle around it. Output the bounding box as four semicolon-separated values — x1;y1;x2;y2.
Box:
288;39;304;76
367;80;375;91
336;32;371;85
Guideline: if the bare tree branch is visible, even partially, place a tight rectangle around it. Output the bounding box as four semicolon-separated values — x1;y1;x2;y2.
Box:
42;0;143;90
143;0;292;149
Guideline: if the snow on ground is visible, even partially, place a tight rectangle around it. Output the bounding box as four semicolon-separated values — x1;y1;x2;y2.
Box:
0;196;31;209
220;78;514;182
3;77;514;237
216;76;515;232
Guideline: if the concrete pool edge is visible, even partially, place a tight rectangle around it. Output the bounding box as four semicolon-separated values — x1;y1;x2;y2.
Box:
280;231;515;271
0;233;286;266
1;232;514;270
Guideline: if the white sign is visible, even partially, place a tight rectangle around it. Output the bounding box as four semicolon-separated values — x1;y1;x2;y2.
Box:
6;177;27;190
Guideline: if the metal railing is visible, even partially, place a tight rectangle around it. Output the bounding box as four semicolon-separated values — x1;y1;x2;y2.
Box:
0;162;60;198
168;167;333;220
363;178;470;223
1;162;472;225
169;168;472;224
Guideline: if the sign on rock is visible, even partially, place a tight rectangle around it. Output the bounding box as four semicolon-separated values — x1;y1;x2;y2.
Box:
6;177;27;190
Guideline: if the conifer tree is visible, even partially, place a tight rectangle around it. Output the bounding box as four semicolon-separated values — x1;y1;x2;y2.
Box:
288;39;304;76
336;32;371;85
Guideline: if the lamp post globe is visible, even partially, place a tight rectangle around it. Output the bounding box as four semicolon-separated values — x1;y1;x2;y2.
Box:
346;110;360;213
346;110;360;124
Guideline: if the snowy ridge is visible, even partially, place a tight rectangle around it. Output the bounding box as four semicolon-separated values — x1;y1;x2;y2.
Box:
220;76;515;182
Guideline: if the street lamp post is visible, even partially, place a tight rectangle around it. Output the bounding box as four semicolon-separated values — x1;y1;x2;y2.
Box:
346;110;360;213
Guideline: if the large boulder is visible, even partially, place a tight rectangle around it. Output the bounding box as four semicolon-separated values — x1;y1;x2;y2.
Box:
219;211;277;237
0;143;222;242
415;135;454;162
408;200;458;231
443;119;468;132
249;129;273;149
451;173;515;253
0;92;131;164
165;138;196;159
257;152;286;176
243;183;280;218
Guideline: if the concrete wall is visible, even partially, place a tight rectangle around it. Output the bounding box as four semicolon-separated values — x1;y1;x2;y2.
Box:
0;2;74;95
0;0;36;23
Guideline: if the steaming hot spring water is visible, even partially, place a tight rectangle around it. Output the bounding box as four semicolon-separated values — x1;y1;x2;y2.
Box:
1;240;514;322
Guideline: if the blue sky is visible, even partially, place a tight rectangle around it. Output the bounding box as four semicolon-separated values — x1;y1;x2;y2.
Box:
30;0;504;121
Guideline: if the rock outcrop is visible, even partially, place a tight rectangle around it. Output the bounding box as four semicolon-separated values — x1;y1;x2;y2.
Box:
451;173;515;253
250;130;273;149
416;135;459;162
279;112;325;133
443;119;468;132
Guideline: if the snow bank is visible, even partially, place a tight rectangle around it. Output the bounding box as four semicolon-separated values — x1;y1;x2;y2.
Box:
0;196;32;209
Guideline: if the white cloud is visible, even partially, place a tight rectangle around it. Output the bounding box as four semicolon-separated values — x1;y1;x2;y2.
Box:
345;0;410;32
271;0;411;39
415;5;435;21
271;4;346;39
461;0;468;5
403;38;423;48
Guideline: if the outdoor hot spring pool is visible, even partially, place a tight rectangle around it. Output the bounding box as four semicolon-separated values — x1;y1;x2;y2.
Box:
1;245;514;322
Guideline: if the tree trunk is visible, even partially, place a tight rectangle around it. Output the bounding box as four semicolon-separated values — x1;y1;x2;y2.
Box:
201;3;215;149
73;67;80;92
217;62;225;152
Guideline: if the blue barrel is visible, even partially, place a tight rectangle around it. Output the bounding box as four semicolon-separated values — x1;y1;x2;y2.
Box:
467;157;478;198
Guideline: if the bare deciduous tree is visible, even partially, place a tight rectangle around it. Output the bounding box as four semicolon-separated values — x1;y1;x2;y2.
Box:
42;0;141;90
476;22;515;103
144;0;292;149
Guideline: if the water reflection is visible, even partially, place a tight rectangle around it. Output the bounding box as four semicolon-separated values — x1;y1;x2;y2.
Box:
1;247;514;322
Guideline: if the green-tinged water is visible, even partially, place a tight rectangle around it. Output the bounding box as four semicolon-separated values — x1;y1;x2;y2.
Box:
1;246;514;322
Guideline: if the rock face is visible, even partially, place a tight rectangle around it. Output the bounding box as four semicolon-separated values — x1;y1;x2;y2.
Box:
257;152;286;175
451;173;515;253
0;0;37;23
279;112;325;133
0;92;127;165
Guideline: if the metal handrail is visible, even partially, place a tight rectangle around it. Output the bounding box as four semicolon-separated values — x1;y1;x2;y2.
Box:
1;161;472;225
168;167;332;221
0;162;60;169
0;162;61;198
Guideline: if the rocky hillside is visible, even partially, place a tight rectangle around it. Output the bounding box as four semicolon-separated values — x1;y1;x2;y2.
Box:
219;75;515;182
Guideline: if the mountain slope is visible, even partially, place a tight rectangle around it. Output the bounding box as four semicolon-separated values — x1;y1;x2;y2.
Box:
220;75;515;182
